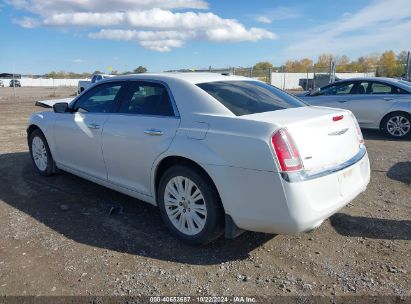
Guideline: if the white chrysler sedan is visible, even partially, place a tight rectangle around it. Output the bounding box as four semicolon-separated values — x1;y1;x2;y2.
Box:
28;73;370;245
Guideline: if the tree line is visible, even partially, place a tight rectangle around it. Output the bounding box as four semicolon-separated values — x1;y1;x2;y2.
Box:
253;50;410;78
39;50;410;79
42;66;147;79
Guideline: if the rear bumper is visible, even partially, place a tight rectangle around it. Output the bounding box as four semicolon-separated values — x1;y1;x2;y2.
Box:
281;145;367;182
279;151;370;233
204;147;370;235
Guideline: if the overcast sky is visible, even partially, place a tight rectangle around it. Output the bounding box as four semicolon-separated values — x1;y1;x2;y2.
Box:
0;0;410;74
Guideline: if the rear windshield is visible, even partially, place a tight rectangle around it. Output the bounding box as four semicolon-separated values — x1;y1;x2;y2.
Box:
197;81;306;116
399;80;411;88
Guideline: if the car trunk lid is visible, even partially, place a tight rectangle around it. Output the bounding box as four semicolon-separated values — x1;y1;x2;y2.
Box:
241;106;362;172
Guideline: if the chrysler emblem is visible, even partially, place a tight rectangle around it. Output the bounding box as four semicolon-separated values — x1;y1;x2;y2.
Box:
328;128;349;136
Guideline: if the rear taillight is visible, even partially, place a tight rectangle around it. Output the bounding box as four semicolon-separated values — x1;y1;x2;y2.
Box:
351;113;364;144
271;128;303;172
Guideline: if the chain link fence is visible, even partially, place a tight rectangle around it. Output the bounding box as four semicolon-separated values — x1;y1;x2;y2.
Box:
2;52;410;93
168;60;410;91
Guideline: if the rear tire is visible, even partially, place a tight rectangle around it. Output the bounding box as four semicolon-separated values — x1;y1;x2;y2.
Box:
381;112;411;139
157;165;224;245
28;129;58;176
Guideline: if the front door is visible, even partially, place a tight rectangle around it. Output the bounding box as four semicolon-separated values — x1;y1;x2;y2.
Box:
305;80;356;108
53;81;125;180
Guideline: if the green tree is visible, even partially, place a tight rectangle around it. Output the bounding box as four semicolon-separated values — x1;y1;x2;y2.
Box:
284;58;313;72
335;55;350;72
397;50;409;64
350;54;379;72
378;50;402;77
314;54;334;71
133;66;147;74
253;62;273;70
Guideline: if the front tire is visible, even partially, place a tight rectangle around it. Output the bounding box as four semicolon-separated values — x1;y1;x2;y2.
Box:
157;165;224;245
28;129;57;176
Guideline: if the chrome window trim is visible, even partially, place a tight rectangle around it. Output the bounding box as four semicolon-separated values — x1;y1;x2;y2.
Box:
106;113;180;119
69;81;125;111
281;145;367;183
69;78;181;118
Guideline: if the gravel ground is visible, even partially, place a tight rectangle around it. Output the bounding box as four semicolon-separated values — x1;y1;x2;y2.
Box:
0;87;410;300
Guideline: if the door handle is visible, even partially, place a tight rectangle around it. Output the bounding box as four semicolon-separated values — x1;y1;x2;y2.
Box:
144;129;163;136
383;97;393;101
338;100;348;103
86;123;100;130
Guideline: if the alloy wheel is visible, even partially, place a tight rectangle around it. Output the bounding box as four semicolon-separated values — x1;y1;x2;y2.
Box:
164;176;207;236
32;136;48;171
386;115;410;137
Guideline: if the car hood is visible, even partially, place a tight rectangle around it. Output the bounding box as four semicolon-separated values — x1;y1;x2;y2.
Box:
294;91;311;97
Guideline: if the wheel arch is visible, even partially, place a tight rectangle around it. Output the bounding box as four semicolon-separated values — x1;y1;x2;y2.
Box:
153;155;222;205
27;113;57;159
152;155;246;238
27;124;41;137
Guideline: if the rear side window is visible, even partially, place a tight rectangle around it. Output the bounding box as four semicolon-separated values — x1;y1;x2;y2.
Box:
370;83;390;94
118;81;175;116
197;81;306;116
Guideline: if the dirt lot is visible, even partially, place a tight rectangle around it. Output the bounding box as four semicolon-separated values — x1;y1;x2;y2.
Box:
0;87;410;300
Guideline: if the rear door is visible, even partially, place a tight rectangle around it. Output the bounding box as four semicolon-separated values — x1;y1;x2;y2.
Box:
102;81;180;196
343;81;407;126
53;81;126;180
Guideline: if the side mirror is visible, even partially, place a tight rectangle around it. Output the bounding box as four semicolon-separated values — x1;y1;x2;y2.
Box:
53;102;69;113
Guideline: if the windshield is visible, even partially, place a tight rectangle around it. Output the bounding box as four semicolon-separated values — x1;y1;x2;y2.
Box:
197;81;306;116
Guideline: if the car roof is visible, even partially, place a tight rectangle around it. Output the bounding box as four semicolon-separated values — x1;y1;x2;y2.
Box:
99;72;251;85
323;77;411;91
332;77;403;84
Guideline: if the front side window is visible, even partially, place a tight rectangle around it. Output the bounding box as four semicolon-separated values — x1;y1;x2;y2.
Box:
197;81;306;116
318;82;355;95
73;82;123;113
118;82;175;116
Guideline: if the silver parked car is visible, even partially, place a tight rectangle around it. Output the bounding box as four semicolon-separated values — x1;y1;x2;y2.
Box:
298;78;411;138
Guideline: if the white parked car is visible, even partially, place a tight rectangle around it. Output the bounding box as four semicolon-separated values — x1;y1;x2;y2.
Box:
28;73;370;245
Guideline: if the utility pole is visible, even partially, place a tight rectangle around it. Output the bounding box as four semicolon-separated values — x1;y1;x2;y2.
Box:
268;68;272;85
12;68;16;98
329;59;336;83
